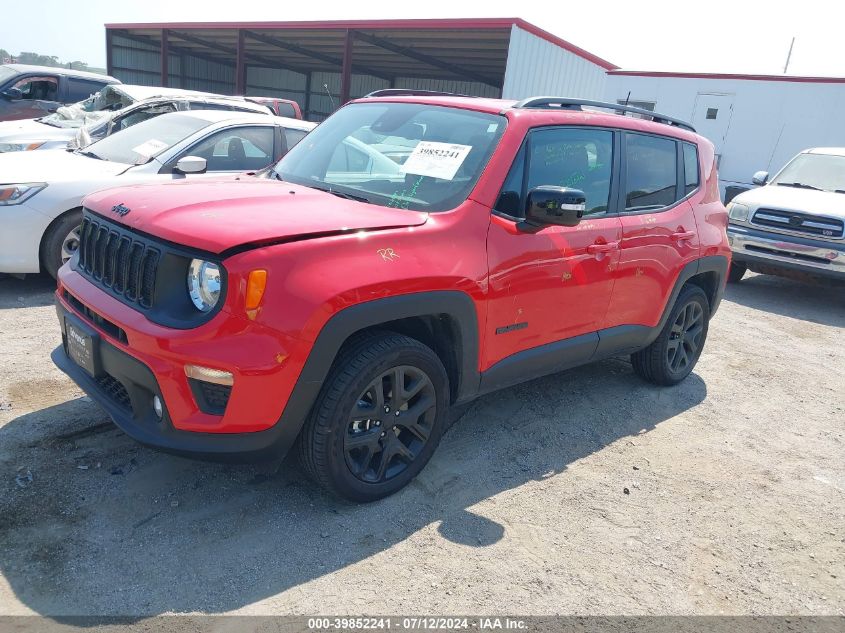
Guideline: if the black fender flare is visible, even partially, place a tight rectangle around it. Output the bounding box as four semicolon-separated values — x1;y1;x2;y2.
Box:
272;290;481;454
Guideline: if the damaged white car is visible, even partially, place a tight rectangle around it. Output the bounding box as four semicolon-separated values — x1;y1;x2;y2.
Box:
0;85;274;153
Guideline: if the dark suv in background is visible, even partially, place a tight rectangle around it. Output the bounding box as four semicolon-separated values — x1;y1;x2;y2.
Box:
0;64;120;122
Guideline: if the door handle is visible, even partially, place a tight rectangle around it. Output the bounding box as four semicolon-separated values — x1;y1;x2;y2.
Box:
587;241;619;255
672;230;696;242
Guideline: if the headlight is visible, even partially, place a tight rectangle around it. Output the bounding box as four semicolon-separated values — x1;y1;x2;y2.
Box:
0;183;47;205
187;259;222;312
0;142;46;152
727;202;750;222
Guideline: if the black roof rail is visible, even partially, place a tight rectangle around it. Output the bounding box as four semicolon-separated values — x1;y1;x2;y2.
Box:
363;89;477;99
511;96;696;133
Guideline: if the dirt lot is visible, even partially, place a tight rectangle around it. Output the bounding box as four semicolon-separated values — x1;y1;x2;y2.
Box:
0;272;842;617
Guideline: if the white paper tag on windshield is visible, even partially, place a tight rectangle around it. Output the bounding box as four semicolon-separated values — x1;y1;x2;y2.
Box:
131;139;169;158
401;141;472;181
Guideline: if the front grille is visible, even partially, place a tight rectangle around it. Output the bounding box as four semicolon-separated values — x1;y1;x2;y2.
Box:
96;374;132;411
78;215;160;308
752;208;844;239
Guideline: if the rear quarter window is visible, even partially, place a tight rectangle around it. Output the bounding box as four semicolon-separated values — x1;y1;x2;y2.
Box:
683;142;700;195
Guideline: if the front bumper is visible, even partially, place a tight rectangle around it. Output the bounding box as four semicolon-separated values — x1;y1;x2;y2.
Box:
0;202;54;273
52;266;312;461
727;224;845;280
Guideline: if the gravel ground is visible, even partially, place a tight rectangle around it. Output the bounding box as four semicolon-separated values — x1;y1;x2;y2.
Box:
0;272;842;617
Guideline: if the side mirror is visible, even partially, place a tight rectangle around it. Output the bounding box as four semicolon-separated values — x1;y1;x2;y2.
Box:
2;88;23;101
175;156;207;174
524;186;586;227
752;170;769;186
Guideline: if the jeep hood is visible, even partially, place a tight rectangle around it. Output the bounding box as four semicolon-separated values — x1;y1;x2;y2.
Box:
735;185;845;220
83;178;429;253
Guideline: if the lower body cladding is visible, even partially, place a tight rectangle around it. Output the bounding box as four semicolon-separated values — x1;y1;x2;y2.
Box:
52;275;312;463
728;224;845;281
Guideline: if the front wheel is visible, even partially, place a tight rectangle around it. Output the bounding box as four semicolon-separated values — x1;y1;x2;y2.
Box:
631;285;710;386
41;210;82;279
298;331;449;502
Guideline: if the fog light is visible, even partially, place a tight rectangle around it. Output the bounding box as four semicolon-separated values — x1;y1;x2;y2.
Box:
152;395;163;419
185;364;234;386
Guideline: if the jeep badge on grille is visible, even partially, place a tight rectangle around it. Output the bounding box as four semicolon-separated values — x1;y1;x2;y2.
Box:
111;203;131;217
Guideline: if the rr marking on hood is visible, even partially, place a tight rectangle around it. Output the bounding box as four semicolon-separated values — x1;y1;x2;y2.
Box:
378;248;400;262
110;203;131;217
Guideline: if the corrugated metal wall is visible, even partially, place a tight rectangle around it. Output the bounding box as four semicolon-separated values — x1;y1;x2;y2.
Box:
501;25;607;100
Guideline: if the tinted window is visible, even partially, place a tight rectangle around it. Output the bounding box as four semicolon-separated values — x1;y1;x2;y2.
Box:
526;128;613;215
683;143;699;195
625;133;678;210
13;76;58;101
284;128;307;150
277;102;297;117
183;126;275;172
66;78;110;102
494;143;526;217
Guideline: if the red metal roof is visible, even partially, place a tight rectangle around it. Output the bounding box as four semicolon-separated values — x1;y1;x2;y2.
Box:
608;70;845;84
105;18;618;71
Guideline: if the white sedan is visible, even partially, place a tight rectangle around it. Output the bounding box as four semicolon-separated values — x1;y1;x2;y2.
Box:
0;110;315;277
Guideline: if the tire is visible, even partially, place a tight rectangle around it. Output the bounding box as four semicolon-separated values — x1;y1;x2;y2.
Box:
727;262;747;283
631;284;710;386
41;210;82;279
297;330;450;502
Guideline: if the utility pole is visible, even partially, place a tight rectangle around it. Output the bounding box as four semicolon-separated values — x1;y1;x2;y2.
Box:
783;37;795;74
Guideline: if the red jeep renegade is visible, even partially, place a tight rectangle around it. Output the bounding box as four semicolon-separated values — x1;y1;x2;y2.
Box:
53;91;730;501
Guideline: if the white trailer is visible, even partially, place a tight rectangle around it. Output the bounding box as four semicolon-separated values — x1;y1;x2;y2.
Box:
603;71;845;200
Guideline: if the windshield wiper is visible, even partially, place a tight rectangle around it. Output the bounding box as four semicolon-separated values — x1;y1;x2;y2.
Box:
307;183;371;204
776;182;822;191
77;149;104;161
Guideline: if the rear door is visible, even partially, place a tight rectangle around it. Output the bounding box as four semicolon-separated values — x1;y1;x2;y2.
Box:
485;125;623;368
604;132;701;329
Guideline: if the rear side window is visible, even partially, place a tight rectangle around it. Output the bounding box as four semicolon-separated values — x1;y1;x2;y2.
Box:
624;133;678;211
66;78;110;102
284;128;308;150
277;102;297;118
683;142;700;195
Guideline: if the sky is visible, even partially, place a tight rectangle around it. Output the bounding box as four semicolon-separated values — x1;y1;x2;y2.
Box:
3;0;845;76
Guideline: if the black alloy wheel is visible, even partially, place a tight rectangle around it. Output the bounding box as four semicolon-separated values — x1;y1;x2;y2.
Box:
667;300;705;374
344;365;436;484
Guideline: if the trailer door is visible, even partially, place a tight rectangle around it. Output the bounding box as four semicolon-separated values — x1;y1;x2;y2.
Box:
691;93;734;167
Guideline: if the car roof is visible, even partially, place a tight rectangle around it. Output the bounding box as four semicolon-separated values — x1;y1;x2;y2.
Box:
157;110;314;128
119;93;275;114
805;147;845;157
1;64;120;83
109;84;220;101
352;94;701;142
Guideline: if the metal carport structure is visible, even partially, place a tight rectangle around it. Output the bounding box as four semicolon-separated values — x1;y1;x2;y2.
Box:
104;18;617;120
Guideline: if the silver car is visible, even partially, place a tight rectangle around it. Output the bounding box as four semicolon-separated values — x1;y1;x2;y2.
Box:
726;148;845;283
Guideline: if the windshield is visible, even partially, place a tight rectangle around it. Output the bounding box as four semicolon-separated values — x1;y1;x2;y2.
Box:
274;102;506;211
0;66;18;85
39;85;133;128
771;153;845;193
82;112;209;164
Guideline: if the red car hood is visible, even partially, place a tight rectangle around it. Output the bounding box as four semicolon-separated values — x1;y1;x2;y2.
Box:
83;178;428;254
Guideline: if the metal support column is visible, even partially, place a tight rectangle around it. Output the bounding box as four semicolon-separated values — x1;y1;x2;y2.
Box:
304;72;312;119
340;29;354;106
235;29;247;95
160;29;169;87
105;30;114;77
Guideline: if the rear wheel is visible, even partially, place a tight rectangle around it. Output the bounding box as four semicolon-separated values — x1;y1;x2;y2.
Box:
727;262;747;283
41;210;82;279
298;331;449;502
632;285;710;386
